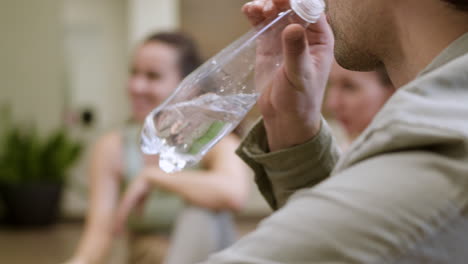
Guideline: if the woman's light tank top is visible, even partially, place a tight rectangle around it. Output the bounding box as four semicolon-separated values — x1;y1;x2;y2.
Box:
123;124;185;234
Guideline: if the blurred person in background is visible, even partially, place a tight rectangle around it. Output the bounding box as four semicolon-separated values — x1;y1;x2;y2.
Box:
325;63;395;147
65;32;249;264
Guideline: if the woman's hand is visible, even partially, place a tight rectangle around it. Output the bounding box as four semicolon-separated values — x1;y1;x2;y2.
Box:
243;0;334;151
113;169;154;234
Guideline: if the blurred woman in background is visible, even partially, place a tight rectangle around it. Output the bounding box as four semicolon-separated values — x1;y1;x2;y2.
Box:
66;32;249;264
325;63;395;147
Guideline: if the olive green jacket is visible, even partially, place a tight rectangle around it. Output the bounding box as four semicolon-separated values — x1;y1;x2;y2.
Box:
203;33;468;263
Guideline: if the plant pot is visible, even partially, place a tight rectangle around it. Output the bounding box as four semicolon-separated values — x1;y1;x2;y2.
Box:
0;182;63;228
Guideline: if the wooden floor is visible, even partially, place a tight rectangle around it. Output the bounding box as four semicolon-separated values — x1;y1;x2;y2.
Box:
0;219;262;264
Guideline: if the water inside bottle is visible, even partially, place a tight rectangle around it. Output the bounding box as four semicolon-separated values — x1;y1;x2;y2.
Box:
141;92;259;173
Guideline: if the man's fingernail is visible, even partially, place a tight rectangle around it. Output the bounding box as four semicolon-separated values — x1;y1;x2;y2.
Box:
264;1;273;13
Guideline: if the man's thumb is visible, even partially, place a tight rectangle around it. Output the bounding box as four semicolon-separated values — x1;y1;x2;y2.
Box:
282;24;307;85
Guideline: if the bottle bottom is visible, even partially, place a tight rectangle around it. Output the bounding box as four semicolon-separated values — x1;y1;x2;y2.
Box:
158;146;199;173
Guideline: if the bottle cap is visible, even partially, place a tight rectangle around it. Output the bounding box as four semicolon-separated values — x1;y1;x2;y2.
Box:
290;0;325;23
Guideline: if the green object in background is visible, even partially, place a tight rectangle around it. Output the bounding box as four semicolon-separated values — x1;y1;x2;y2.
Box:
0;105;83;227
0;105;82;185
189;121;226;155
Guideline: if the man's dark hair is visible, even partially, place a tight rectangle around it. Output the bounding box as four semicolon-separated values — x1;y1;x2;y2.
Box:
145;32;202;78
441;0;468;11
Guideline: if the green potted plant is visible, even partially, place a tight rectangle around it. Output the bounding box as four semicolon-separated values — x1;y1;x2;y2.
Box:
0;107;82;227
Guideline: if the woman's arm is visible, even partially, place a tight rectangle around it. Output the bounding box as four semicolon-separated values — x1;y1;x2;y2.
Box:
67;132;122;264
145;134;250;211
115;134;250;231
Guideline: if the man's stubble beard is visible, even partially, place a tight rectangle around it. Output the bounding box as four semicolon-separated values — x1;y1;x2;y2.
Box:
327;11;383;72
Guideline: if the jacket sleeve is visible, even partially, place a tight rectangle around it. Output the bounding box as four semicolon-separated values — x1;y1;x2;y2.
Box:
235;118;341;209
201;151;465;263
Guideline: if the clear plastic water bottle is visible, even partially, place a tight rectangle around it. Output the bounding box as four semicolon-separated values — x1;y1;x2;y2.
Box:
141;0;325;173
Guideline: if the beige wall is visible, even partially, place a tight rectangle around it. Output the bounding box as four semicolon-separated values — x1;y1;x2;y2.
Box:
64;0;129;132
128;0;180;46
180;0;251;58
0;0;65;133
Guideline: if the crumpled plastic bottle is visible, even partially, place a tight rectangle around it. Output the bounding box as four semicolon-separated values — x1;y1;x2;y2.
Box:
141;0;325;173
